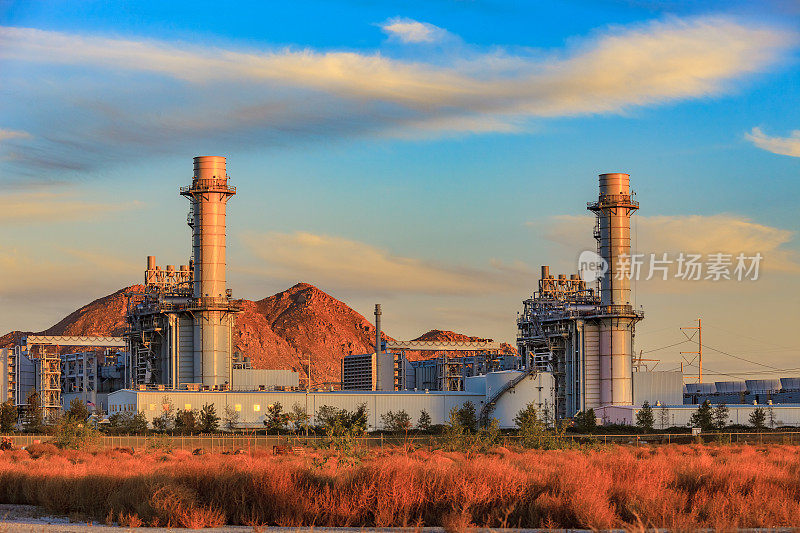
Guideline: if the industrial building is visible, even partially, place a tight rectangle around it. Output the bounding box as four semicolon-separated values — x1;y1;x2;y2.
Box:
517;173;644;420
107;371;554;430
126;156;240;390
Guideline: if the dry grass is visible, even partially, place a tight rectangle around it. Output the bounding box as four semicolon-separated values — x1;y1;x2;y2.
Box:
1;444;799;529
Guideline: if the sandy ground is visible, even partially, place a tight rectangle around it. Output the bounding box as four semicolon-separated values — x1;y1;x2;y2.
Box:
0;506;517;533
1;506;795;533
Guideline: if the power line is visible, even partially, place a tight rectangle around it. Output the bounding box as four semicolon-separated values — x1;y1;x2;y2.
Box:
703;323;800;352
701;343;794;372
642;339;691;354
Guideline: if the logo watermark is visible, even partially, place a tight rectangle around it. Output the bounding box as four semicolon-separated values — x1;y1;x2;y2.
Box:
578;250;607;282
576;252;763;281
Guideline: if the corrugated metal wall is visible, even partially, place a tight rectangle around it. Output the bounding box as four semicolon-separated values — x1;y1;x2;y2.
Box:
633;371;684;406
111;390;487;430
178;315;194;385
583;324;600;409
232;369;299;390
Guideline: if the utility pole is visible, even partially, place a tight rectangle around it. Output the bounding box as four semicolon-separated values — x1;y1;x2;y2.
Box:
680;318;702;383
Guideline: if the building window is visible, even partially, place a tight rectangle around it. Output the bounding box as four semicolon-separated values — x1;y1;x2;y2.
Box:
149;404;155;411
235;404;242;412
185;404;191;410
254;404;261;412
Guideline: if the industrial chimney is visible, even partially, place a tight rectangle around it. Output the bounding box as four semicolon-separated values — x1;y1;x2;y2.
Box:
181;156;237;387
374;304;383;391
588;172;640;406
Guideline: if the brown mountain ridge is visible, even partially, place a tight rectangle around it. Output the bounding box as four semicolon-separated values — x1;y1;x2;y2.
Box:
0;283;514;385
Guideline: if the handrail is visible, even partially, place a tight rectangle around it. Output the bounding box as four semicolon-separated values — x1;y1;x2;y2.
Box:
479;368;538;424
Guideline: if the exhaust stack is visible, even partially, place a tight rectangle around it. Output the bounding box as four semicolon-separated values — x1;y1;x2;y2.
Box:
588;172;640;406
181;156;237;387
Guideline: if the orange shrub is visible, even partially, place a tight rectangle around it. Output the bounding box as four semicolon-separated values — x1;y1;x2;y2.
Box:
1;444;800;529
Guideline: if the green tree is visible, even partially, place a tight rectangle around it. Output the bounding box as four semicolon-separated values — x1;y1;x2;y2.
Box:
0;400;17;433
264;402;289;433
381;410;412;433
199;403;220;433
574;409;597;433
52;417;100;449
712;403;729;430
65;398;90;422
767;405;776;429
107;410;148;434
23;391;44;433
173;409;198;435
314;404;368;436
417;409;432;431
457;402;477;433
152;396;175;433
515;403;559;449
223;405;240;433
288;404;310;435
659;406;670;429
690;400;714;431
636;401;655;432
749;407;767;430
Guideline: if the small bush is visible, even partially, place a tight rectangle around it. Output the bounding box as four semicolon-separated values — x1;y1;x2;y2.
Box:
25;442;59;458
52;418;101;450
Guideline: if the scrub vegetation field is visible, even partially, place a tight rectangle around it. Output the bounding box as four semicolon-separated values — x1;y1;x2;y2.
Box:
1;443;800;530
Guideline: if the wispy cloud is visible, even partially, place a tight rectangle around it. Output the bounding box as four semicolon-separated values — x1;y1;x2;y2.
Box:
0;17;795;180
241;231;524;296
0;128;31;142
381;18;449;43
746;127;800;157
541;213;800;275
0;191;143;223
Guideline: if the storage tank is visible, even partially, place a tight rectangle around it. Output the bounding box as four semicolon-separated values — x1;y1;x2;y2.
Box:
486;370;523;399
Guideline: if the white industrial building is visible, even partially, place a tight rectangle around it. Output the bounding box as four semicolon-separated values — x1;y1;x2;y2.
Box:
108;371;554;429
602;404;800;428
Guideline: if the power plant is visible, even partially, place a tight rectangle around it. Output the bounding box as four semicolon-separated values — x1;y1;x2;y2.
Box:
126;156;240;390
4;158;800;430
517;173;643;419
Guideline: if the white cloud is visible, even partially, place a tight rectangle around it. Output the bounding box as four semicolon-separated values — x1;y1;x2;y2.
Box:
381;18;448;44
0;18;792;116
0;128;31;142
746;127;800;157
241;231;523;296
0;17;795;176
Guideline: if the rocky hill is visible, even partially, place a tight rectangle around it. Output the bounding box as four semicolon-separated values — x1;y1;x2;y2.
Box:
404;329;517;361
1;284;513;384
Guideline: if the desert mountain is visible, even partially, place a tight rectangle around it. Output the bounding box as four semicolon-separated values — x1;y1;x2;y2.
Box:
1;283;513;384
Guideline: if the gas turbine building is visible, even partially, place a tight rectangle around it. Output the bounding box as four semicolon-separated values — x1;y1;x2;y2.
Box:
126;156;241;390
517;173;644;419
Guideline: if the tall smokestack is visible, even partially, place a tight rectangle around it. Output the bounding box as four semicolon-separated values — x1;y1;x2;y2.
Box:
374;304;382;391
374;304;382;356
181;156;236;386
588;172;640;406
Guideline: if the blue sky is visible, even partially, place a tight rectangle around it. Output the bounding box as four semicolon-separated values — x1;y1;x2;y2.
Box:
1;0;799;379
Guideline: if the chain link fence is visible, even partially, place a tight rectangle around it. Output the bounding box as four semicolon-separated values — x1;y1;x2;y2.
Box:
4;431;800;452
